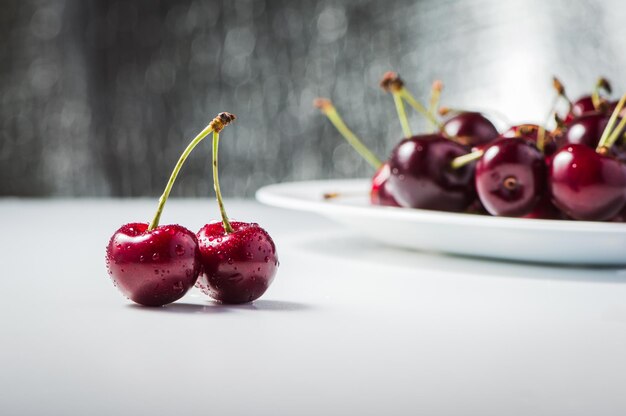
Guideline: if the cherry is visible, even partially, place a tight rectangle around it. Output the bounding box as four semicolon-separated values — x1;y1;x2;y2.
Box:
569;96;596;119
521;154;562;220
442;111;499;147
105;114;230;306
386;134;475;211
474;138;546;217
502;124;557;156
370;162;400;207
564;111;611;148
106;223;200;306
197;222;277;304
559;77;612;122
550;144;626;221
196;115;278;304
522;194;563;219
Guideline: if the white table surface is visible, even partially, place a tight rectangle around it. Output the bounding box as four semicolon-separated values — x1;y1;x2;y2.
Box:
1;199;625;416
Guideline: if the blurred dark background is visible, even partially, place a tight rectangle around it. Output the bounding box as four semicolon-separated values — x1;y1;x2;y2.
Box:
1;0;625;197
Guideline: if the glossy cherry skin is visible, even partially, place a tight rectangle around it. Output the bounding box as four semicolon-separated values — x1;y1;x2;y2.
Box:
502;124;558;156
370;162;400;207
568;96;595;121
565;96;615;123
105;223;201;306
522;194;563;219
387;134;475;211
521;154;563;219
475;138;546;217
443;112;499;147
197;221;278;304
564;111;611;148
549;144;626;221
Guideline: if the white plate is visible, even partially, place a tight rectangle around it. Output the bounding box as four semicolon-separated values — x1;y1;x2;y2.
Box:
256;179;626;266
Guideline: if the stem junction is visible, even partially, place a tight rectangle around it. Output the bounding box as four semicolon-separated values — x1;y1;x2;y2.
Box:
148;112;236;232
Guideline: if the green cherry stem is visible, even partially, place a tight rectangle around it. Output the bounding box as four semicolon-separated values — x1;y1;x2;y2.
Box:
427;80;443;131
380;72;412;136
212;130;233;233
314;98;382;170
399;88;443;130
552;76;573;111
536;126;546;154
148;123;214;231
543;91;561;129
591;77;611;110
605;116;626;149
392;93;412;137
380;72;443;131
596;93;626;151
450;149;484;170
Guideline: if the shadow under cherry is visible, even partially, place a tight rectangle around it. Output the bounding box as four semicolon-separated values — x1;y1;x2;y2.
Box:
127;299;312;314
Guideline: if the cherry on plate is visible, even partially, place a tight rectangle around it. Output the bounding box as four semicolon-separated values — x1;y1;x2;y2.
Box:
387;134;475;211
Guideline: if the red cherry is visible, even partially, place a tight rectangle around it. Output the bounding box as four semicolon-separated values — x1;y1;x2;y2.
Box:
565;96;596;122
522;194;563;219
562;78;612;122
370;163;400;207
387;134;475;211
521;154;562;219
443;112;499;147
197;222;278;304
196;119;278;304
502;124;558;156
106;223;200;306
564;111;612;148
549;144;626;221
475;138;546;217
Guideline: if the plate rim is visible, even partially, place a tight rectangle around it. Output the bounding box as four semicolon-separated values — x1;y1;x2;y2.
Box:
256;179;626;234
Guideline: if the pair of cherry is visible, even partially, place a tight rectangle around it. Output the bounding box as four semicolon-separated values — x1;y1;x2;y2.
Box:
317;73;626;222
105;113;278;307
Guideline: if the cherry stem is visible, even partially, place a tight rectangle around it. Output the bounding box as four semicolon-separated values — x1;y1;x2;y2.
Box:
543;93;561;128
592;77;611;110
428;81;443;114
148;123;214;231
596;93;626;151
552;76;573;110
212;130;233;233
536;126;546;153
314;99;382;169
392;92;412;137
428;80;443;133
605;117;626;149
399;88;444;130
450;149;484;170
